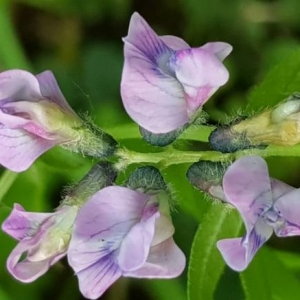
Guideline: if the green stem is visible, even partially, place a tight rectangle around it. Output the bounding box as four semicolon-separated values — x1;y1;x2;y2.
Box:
0;170;18;203
117;143;300;169
116;147;233;169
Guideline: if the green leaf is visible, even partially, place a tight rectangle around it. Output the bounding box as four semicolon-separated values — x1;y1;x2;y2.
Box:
188;204;242;300
240;247;300;300
247;49;300;111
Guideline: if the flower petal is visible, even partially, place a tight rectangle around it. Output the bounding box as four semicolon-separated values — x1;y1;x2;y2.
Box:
172;48;230;113
223;156;273;229
217;238;248;271
75;257;122;300
124;12;170;62
273;188;300;236
124;237;185;278
0;125;56;172
201;42;233;61
6;228;50;282
121;13;188;133
217;219;272;271
151;213;175;247
35;71;74;113
2;203;53;240
160;35;190;50
118;211;159;272
0;70;41;102
68;186;150;273
270;178;294;200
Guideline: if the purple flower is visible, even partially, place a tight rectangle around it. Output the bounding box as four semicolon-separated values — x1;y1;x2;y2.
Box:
68;186;185;299
2;203;78;282
121;12;232;134
217;156;300;271
0;69;83;172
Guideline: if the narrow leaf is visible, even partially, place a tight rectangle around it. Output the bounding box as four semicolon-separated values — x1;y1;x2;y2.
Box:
188;204;242;300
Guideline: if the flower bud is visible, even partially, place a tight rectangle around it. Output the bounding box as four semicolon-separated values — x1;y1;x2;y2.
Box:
209;92;300;153
125;166;167;194
187;160;230;201
139;124;189;147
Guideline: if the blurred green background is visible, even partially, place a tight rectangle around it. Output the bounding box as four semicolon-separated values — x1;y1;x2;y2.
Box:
2;0;300;299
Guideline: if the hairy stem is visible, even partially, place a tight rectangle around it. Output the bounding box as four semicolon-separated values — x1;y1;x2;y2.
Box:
116;143;300;169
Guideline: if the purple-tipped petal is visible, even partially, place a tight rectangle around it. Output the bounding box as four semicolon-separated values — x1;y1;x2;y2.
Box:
121;13;188;133
35;71;74;113
274;221;300;237
218;219;272;271
243;218;272;260
223;156;273;228
2;204;53;240
124;237;185;278
160;35;190;50
124;12;169;61
118;211;159;272
273;188;300;236
121;51;187;133
0;70;41;102
172;48;230;113
68;186;151;273
0;125;56;172
76;257;122;300
201;42;233;61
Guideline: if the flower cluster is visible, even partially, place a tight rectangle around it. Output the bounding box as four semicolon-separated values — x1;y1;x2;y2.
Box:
3;164;185;299
2;9;300;300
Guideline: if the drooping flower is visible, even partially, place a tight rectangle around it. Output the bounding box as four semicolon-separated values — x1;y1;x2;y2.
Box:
121;12;232;134
0;70;117;172
2;162;117;282
68;186;185;299
0;69;85;171
2;204;78;282
217;156;300;271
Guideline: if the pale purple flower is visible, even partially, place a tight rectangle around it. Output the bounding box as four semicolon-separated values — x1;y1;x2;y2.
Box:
121;12;232;134
217;156;300;271
0;69;82;172
68;186;185;299
2;203;78;282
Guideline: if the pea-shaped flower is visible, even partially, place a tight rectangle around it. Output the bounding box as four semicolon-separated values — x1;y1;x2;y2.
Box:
121;12;232;134
0;70;85;171
68;186;185;299
217;156;300;271
2;204;78;282
2;162;118;283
